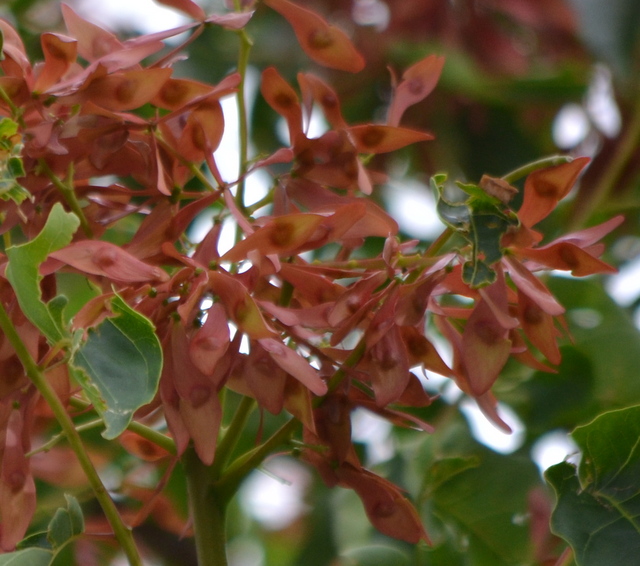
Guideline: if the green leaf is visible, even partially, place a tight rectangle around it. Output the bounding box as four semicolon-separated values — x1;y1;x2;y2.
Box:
47;495;84;549
5;496;85;566
431;449;540;565
433;175;517;288
462;259;496;287
5;203;80;343
548;277;640;410
0;118;19;138
71;294;163;439
0;548;52;566
509;345;597;436
7;156;25;177
341;544;413;566
468;208;513;265
547;405;640;566
431;174;470;230
422;455;481;498
16;531;52;551
0;180;30;204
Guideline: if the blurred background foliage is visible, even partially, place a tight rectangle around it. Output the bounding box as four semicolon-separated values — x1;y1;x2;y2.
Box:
3;0;640;564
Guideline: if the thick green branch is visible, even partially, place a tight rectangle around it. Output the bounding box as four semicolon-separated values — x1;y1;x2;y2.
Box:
183;447;229;566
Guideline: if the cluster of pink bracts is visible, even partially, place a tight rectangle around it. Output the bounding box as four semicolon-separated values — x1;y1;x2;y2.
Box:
0;0;620;551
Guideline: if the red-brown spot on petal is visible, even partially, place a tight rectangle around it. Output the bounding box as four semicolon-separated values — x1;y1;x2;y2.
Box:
115;79;138;104
190;123;207;151
160;81;189;106
274;92;297;109
93;247;118;269
270;221;296;247
8;471;26;492
559;245;579;268
189;384;212;408
473;320;503;345
407;77;424;96
523;303;544;325
533;179;559;197
321;92;338;108
372;500;396;518
308;28;334;50
358;126;386;148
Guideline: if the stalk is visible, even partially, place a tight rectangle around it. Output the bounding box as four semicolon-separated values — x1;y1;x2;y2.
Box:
233;13;254;213
183;448;229;566
0;302;142;566
210;395;256;479
39;160;93;238
501;155;572;184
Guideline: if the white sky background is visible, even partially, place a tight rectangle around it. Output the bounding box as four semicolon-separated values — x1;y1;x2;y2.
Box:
69;0;629;538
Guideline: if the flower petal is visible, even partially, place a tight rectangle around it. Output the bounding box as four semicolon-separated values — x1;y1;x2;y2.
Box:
51;241;169;282
387;54;445;127
259;337;327;396
462;297;511;396
264;0;365;72
518;157;589;227
347;124;433;154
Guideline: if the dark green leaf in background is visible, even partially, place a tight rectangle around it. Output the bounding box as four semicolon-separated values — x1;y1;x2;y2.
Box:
429;449;540;566
547;405;640;565
0;548;52;566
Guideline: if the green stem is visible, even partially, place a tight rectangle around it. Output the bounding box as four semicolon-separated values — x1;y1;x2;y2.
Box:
424;226;453;258
0;302;142;566
26;418;104;457
183;447;229;566
67;397;176;456
327;337;367;392
233;24;253;214
39;160;93;238
210;395;256;479
215;418;299;496
501;155;572;184
0;85;24;125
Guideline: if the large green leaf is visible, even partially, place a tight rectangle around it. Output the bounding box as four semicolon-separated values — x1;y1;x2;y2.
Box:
5;203;80;343
507;345;597;437
546;405;640;565
71;294;163;439
548;277;640;409
429;449;540;566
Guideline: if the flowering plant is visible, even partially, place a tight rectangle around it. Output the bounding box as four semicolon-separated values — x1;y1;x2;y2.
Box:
0;1;627;564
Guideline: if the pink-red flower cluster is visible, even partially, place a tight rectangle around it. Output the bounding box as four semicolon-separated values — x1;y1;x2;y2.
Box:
0;0;620;553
